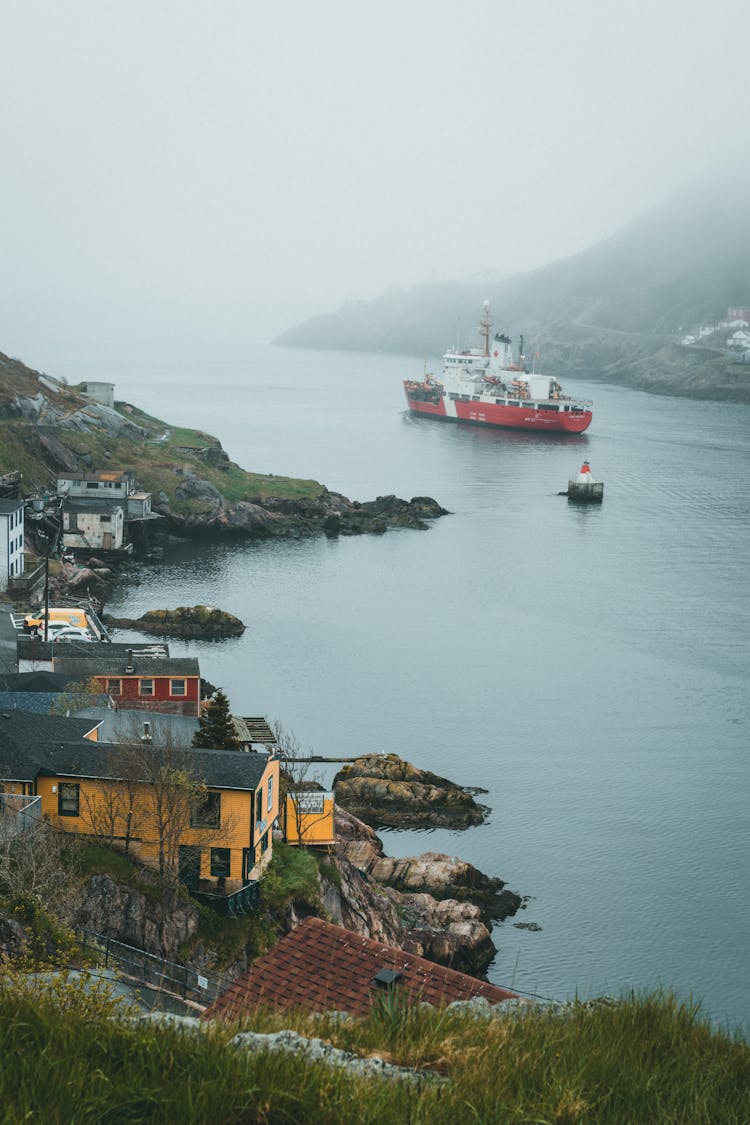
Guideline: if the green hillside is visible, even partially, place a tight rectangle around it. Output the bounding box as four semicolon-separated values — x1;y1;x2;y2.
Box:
0;353;323;511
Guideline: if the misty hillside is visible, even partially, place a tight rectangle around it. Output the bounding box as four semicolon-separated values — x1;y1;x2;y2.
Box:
277;179;750;402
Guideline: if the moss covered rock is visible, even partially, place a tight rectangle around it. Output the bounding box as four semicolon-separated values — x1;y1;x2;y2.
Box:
105;605;245;640
333;753;488;829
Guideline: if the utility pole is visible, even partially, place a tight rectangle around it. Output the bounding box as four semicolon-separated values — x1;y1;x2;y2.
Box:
41;532;50;643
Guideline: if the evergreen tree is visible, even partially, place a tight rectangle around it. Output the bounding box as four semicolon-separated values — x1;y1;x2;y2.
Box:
192;689;240;750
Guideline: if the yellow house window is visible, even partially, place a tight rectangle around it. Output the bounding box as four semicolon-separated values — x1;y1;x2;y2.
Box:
170;679;186;697
139;679;154;697
210;848;231;878
190;792;221;829
267;775;273;813
58;783;80;818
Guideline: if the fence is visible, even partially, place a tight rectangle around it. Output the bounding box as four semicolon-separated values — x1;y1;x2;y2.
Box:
0;794;42;843
75;928;235;1006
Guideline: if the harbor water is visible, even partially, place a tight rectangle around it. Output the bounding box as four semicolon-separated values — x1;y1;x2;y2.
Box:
63;344;750;1031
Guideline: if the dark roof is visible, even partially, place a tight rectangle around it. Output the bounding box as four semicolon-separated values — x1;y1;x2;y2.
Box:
57;654;200;678
0;712;102;783
0;709;269;791
0;671;86;693
0;692;111;715
204;917;517;1020
0;499;24;515
34;742;270;791
18;638;170;663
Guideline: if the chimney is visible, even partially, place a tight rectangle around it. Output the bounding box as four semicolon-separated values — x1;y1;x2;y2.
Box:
125;649;135;674
141;721;152;744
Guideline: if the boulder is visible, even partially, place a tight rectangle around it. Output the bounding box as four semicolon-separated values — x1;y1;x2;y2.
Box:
328;807;523;975
105;604;246;640
333;753;488;828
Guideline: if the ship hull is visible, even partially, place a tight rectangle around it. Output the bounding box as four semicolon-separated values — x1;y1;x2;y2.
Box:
404;392;592;433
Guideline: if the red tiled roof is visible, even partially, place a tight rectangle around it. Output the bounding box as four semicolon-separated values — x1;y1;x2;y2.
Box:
204;917;516;1021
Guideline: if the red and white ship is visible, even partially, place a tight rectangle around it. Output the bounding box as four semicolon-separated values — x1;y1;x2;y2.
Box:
403;302;593;433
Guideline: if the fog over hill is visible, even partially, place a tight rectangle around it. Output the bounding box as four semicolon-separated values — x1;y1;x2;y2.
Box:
277;176;750;403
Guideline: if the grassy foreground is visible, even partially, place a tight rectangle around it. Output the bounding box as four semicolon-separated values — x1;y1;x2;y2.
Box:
0;976;747;1123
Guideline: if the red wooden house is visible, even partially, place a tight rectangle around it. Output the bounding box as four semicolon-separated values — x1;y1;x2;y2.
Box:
47;644;202;717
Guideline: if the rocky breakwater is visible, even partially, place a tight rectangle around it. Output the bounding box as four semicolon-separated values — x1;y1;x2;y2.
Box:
333;753;488;829
104;605;246;641
157;484;447;540
317;806;521;977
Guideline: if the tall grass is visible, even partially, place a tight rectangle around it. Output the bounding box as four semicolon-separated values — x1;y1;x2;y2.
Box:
1;977;747;1123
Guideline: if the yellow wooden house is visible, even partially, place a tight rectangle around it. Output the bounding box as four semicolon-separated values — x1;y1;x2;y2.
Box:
282;789;336;847
0;712;279;914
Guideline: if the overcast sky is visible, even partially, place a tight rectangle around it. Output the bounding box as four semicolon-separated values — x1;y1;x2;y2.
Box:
1;0;748;367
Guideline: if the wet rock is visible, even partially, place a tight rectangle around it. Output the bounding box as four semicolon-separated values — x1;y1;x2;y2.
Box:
334;753;488;829
326;807;522;976
155;488;447;542
104;604;246;640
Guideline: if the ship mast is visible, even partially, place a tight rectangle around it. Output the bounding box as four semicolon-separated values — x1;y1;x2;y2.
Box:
479;300;491;358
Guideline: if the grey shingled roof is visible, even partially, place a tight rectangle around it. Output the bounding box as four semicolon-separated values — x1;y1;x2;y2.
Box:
0;671;87;693
0;710;269;791
36;742;270;791
17;638;170;662
0;712;103;783
57;654;200;678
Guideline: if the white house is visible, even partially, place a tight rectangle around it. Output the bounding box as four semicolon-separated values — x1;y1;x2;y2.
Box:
62;500;126;552
0;499;25;592
728;329;750;350
56;470;135;500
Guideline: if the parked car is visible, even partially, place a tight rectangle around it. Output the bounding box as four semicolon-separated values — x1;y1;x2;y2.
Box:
24;607;89;632
49;626;94;643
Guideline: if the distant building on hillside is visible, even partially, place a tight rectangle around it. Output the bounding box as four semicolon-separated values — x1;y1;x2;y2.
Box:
0;498;25;592
56;471;154;554
79;381;115;408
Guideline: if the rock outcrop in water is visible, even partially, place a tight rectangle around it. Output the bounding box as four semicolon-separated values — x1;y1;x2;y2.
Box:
333;753;488;829
155;489;448;540
324;807;521;975
104;605;246;640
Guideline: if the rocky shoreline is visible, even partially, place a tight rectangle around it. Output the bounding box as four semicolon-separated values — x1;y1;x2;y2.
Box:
151;489;448;540
326;806;522;976
49;803;522;982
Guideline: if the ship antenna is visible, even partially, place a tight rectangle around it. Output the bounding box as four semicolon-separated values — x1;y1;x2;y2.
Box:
480;300;491;358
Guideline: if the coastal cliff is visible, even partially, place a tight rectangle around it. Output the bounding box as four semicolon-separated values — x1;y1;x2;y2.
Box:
0;353;446;544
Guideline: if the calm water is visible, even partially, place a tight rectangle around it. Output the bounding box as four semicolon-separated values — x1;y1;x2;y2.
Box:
62;345;750;1030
